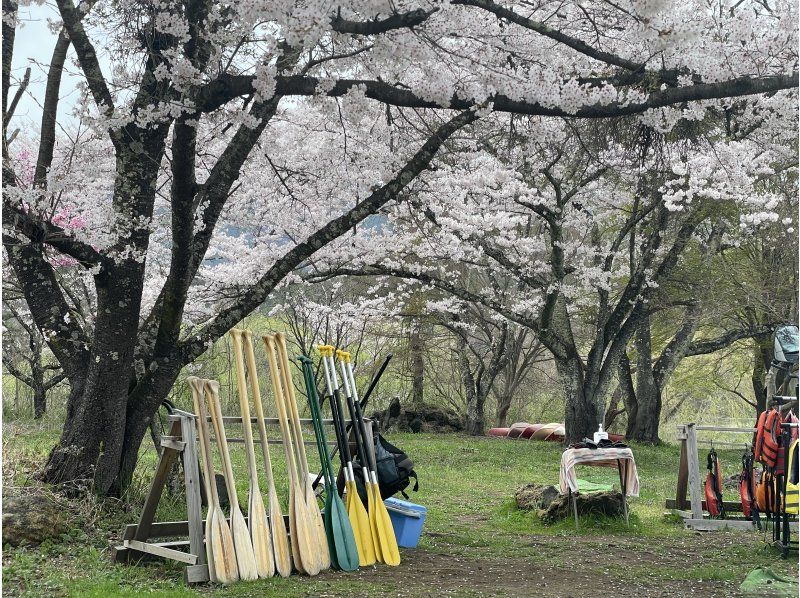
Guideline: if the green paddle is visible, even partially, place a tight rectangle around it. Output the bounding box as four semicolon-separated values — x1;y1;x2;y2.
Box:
299;355;359;572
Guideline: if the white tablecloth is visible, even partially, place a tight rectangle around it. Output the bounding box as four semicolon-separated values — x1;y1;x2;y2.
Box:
559;447;640;497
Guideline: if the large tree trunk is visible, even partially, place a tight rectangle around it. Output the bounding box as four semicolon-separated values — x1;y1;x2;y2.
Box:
752;339;771;416
41;137;165;496
459;338;486;435
33;387;46;419
629;315;661;443
495;390;512;428
42;274;144;494
409;319;425;405
557;355;603;445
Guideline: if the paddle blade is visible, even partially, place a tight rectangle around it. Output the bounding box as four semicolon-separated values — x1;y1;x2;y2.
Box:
269;488;292;578
329;492;360;571
205;514;218;582
305;482;330;571
291;488;322;575
287;490;306;575
209;506;239;584
248;490;275;578
323;494;340;570
372;484;401;566
347;480;376;566
231;507;259;580
366;479;384;564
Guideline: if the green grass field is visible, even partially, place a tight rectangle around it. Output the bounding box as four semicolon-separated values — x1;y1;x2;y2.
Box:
3;419;797;597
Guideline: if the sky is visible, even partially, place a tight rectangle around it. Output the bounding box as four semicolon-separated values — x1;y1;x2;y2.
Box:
8;2;106;131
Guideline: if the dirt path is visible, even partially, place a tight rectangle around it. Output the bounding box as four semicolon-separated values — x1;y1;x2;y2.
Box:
310;532;797;597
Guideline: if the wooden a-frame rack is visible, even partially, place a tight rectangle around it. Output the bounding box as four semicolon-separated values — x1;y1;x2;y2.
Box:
112;407;358;584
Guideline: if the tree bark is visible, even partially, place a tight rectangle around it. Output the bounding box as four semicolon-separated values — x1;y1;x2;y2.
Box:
32;378;46;419
752;339;771;416
409;319;425;405
557;355;604;444
41;133;167;496
629;313;661;443
460;339;486;435
495;391;513;428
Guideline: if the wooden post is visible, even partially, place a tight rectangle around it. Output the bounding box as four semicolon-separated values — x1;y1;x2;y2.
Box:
134;418;183;541
686;423;703;520
676;425;689;510
180;415;205;569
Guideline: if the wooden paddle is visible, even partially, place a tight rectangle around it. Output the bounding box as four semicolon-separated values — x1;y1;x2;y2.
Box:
229;329;275;578
274;332;330;572
204;379;259;580
299;354;360;571
320;345;376;566
187;377;238;584
262;334;321;576
339;350;401;566
242;330;292;578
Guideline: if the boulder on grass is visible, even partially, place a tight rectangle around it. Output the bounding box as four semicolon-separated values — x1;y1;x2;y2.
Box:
515;483;561;510
3;489;70;547
371;397;464;433
515;483;625;523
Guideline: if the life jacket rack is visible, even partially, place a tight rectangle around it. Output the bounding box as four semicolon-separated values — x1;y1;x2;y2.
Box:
668;422;798;547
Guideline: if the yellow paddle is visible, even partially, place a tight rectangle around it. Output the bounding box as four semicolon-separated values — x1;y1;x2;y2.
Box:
263;334;321;576
275;332;331;572
229;329;275;578
339;350;401;566
320;345;376;566
187;377;238;584
242;330;292;578
204;379;259;580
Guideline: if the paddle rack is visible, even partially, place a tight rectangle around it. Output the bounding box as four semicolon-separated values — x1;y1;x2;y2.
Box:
111;407;354;584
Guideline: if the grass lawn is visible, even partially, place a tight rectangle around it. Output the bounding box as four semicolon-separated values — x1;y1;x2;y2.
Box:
2;419;797;597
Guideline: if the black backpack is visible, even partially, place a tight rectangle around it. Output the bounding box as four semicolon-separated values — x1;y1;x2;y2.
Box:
349;433;418;505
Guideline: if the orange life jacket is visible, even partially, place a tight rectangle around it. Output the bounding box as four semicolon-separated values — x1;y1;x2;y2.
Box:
739;451;757;520
755;467;781;514
754;409;782;468
705;448;725;518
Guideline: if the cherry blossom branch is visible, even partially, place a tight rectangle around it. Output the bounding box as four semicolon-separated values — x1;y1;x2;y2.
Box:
2;240;90;382
34;31;71;188
452;0;643;71
3;66;29;131
330;8;437;34
55;0;115;119
3;201;108;270
684;325;774;356
199;72;797;117
179;110;479;363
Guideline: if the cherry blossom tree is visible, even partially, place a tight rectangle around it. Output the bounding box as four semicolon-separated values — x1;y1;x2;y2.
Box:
312;110;797;443
2;0;797;494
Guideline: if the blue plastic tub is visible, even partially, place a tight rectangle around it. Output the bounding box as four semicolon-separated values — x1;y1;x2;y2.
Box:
384;497;427;548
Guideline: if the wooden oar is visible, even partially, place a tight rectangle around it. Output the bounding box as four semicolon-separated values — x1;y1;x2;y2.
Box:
204;379;259;580
320;345;376;566
300;354;360;571
242;330;292;578
229;329;275;578
187;377;238;584
274;332;330;572
339;350;401;566
262;334;321;576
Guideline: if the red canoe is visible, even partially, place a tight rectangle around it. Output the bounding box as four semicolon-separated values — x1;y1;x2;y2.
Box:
488;427;510;437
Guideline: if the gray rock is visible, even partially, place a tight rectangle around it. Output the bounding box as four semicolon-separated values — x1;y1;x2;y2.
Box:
3;489;70;547
515;483;625;523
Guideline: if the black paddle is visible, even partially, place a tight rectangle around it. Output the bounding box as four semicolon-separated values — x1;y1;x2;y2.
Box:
313;353;393;488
